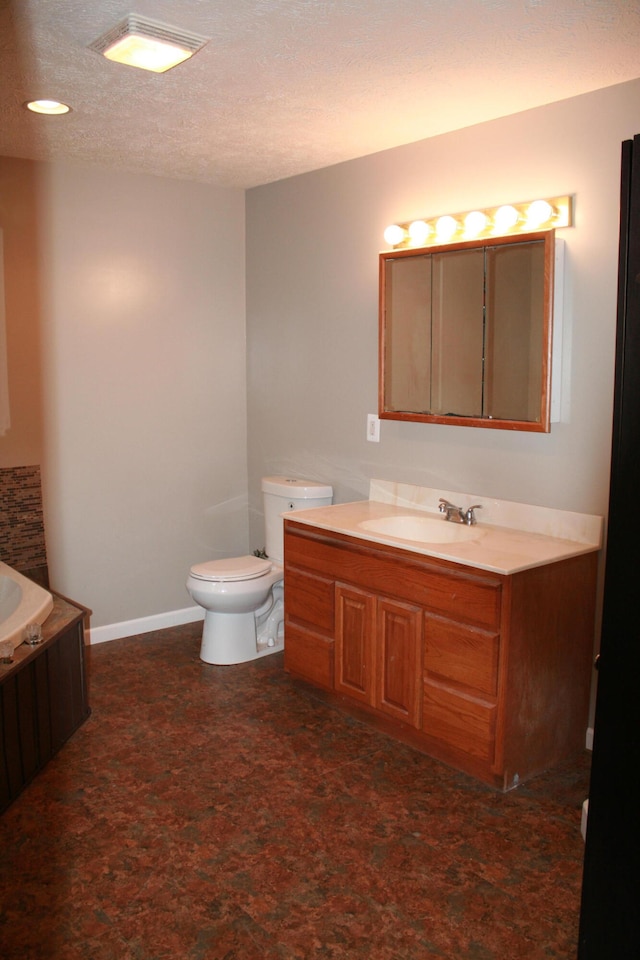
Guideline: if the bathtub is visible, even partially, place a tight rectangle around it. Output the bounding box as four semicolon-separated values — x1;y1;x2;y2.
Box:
0;561;54;652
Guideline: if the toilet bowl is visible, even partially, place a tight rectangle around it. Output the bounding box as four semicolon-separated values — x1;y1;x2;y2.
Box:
187;476;333;665
186;555;284;665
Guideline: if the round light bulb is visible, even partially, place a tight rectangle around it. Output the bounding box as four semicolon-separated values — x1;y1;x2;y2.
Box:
493;205;519;232
408;220;430;245
383;224;406;246
24;99;71;115
464;210;488;237
526;199;554;228
435;215;458;241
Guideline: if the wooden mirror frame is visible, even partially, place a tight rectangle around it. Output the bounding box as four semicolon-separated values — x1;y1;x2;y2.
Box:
378;230;556;432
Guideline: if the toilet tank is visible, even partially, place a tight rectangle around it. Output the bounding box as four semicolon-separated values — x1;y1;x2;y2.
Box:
262;476;333;564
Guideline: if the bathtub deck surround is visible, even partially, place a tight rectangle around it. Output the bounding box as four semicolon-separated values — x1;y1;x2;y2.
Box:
283;480;601;790
0;592;90;814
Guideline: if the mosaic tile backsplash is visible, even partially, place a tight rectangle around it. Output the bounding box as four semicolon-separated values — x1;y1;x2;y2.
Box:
0;465;48;584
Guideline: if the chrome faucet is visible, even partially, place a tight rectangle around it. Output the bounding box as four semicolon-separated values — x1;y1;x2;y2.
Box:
438;498;482;526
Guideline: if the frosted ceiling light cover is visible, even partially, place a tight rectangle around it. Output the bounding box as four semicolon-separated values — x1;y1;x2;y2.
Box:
25;99;71;115
89;15;209;73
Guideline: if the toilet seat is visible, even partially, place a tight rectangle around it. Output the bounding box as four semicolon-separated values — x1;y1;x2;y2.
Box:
189;555;273;583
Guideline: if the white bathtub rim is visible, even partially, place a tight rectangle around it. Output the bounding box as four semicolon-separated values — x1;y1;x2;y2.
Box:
0;560;54;651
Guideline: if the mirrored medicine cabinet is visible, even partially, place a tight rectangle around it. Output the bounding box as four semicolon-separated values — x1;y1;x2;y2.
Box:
379;230;555;432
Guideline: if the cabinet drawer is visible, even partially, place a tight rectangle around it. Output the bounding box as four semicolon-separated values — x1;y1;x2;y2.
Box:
424;573;501;630
422;680;496;763
284;622;334;690
425;616;499;698
285;566;334;634
285;524;501;630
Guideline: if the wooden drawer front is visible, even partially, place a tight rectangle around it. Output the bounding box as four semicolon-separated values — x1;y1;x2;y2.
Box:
425;616;499;698
285;566;334;634
422;680;496;763
284;623;334;691
424;573;501;630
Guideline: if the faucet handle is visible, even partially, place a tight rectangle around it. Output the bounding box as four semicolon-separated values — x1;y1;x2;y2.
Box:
465;504;482;525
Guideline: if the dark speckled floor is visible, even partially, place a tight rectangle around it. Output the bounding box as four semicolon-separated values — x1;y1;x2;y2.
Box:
0;622;589;959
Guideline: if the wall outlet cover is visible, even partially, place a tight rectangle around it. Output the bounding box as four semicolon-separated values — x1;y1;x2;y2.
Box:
367;413;380;442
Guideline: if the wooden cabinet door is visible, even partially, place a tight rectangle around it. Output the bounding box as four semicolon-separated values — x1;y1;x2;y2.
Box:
335;584;376;704
0;611;89;815
376;598;422;728
48;620;89;752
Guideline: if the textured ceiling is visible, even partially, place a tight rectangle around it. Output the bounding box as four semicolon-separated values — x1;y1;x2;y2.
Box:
1;0;639;189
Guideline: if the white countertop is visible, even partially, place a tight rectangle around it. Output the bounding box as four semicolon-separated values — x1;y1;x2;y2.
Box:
283;480;603;575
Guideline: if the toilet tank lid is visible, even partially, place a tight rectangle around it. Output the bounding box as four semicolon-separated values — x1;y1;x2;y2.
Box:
261;476;333;499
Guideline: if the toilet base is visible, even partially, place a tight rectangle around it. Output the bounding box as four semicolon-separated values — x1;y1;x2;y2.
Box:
199;611;283;665
199;586;284;665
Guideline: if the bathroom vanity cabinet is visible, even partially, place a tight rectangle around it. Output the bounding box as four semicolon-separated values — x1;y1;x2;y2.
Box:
0;595;90;814
284;519;597;790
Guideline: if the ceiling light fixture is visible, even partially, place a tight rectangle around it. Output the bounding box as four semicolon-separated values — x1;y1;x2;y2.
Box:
24;99;71;115
89;14;209;73
383;195;573;248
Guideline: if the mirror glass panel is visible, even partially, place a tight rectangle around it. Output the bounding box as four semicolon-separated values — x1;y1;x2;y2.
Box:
380;231;553;431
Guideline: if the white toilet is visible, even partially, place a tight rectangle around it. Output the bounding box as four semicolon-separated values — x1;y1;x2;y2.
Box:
186;476;333;665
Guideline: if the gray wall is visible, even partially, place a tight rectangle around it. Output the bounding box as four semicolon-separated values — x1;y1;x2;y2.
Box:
30;162;247;627
3;77;639;638
246;80;640;540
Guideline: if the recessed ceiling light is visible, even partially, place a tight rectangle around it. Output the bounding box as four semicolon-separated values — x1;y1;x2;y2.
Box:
24;99;72;115
89;14;209;73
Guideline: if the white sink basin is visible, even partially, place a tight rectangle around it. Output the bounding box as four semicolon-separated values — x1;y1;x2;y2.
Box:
359;514;479;544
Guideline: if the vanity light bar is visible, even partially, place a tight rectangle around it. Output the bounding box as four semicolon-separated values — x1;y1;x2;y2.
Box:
383;195;573;248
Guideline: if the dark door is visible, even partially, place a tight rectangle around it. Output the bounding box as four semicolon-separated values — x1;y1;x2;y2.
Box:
578;134;640;957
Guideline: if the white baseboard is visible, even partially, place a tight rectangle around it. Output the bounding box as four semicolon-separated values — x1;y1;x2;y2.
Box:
586;726;594;751
87;606;204;646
